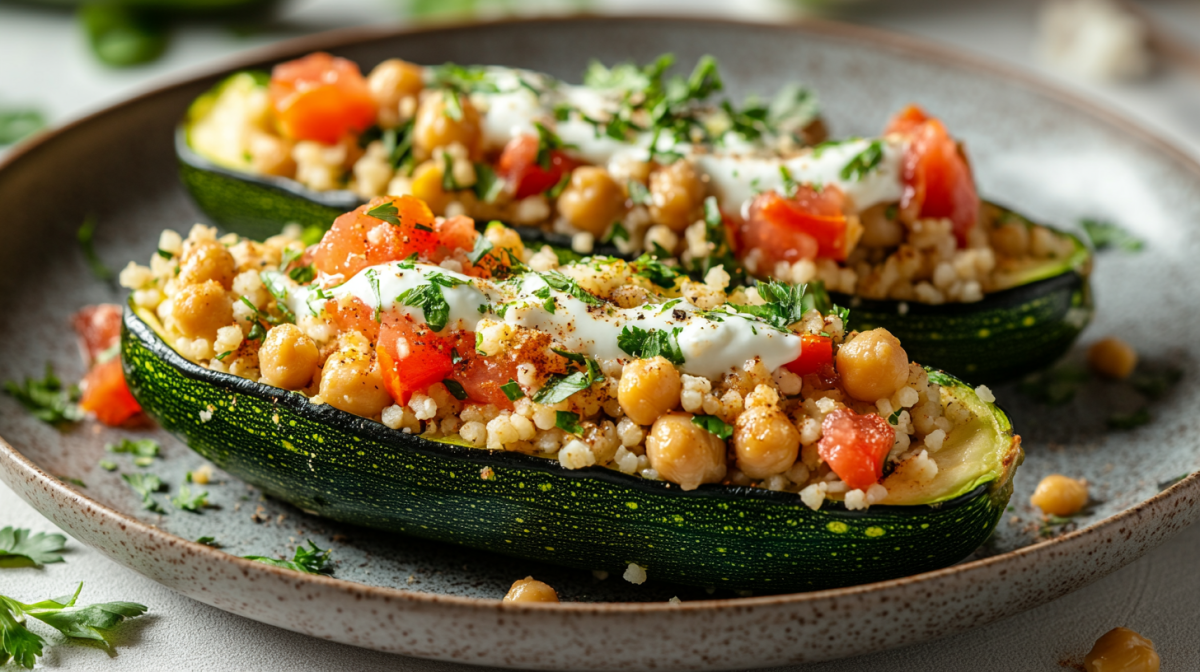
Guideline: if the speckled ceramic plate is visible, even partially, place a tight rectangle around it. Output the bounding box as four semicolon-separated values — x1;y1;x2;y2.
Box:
2;17;1199;671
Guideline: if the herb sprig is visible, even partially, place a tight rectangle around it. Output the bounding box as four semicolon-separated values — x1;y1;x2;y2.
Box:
245;540;333;575
0;583;148;669
4;364;82;426
0;527;67;568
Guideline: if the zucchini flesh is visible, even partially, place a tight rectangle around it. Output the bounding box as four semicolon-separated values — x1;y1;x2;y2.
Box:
122;305;1021;591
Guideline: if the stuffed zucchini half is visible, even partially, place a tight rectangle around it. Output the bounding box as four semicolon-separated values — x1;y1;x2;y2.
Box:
178;54;1090;381
118;195;1021;591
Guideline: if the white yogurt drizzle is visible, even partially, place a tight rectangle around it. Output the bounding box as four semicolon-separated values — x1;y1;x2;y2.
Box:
459;66;907;215
291;261;802;380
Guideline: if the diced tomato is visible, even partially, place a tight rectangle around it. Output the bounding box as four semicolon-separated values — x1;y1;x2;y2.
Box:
785;333;834;376
496;135;582;200
377;314;454;405
739;187;848;267
312;195;440;278
436;215;479;253
885;104;979;247
72;304;122;363
326;297;380;345
817;408;896;491
79;359;142;426
269;52;377;144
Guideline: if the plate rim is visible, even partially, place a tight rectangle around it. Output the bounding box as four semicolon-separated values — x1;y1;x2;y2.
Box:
3;13;1199;616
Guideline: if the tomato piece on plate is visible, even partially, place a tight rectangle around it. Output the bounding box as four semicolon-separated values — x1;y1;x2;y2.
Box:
740;187;848;267
785;333;834;376
817;408;896;491
496;135;581;200
885;104;979;247
377;314;454;405
326;297;380;345
72;304;122;363
269;52;377;144
313;195;440;278
79;359;142;426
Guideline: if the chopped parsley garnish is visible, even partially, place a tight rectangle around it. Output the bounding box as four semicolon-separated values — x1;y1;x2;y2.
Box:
0;527;67;567
121;472;165;514
196;536;220;547
1129;366;1183;400
171;483;208;512
215;350;233;361
259;270;297;323
729;280;831;330
779;165;799;198
57;476;85;488
107;438;160;460
450;348;463;364
442;379;469;400
830;303;851;324
395;273;468;332
884;204;899;221
684;196;745;284
366;268;382;322
840;140;884;181
474;331;486;355
366;201;402;226
540;271;602;305
285;258;315;284
602;221;630;244
1017;364;1088;406
629;254;681;287
533;121;572;170
1107;407;1151;430
887;408;903;426
618;325;685;365
443;90;463;121
99;460;117;471
440;151;463;191
0;582;148;668
627;180;651;205
555;411;583;435
4;364;82;426
0;108;46;146
690;414;733;440
76;215;114;283
429;63;500;94
473;163;504;203
656;298;682;314
500;379;524;401
925;369;957;388
1039;513;1078;538
533;286;556;313
533;351;604;405
245;540;333;575
1080;218;1143;252
547;172;571;199
155;248;173;260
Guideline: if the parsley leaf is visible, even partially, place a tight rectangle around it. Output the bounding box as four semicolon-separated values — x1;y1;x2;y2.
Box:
4;363;82;426
366;201;402;226
121;473;165;514
533;352;604;405
0;527;67;567
473;163;505;203
840;140;884;181
467;232;494;264
1129;366;1183;400
395;273;468;332
0;108;46;146
107;438;160;459
196;536;220;547
730;280;831;330
1081;218;1144;252
171;484;208;512
259;270;297;324
1108;407;1151;430
442;379;469;400
627;180;651;205
533;122;572;171
533;286;556;313
779;165;799;198
0;582;148;668
1017;364;1089;406
540;271;602;305
629;254;681;287
366;268;382;323
617;325;685;365
76;215;114;283
500;379;524;401
603;221;630;244
555;411;583;435
684;196;745;284
245;540;333;575
690;414;733;440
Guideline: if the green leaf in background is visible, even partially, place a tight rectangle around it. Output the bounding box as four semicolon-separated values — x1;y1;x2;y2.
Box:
78;5;168;68
0;527;67;568
0;109;46;146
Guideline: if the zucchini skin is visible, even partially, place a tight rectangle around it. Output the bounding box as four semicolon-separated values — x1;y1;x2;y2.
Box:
122;307;1017;591
836;266;1092;384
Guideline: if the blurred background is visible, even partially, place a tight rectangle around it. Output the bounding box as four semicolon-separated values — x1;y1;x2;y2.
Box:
2;0;1199;158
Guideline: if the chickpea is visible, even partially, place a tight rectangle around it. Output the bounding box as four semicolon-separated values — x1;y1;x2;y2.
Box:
1087;337;1138;380
178;239;236;289
259;324;320;390
319;336;393;417
556;167;625;237
648;160;706;233
618;356;682;425
409;160;453;215
1085;627;1160;672
412;91;482;161
645;412;727;491
171;280;233;341
836;328;910;402
990;221;1030;257
1030;474;1088;516
484;222;526;261
367;59;424;129
733;406;801;480
858;203;903;248
503;576;560;603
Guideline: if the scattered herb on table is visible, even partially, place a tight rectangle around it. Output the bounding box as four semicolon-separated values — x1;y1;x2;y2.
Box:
0;527;67;568
1128;366;1183;400
121;473;166;514
196;536;220;547
0;582;147;669
245;540;333;575
171;484;208;512
3;363;83;426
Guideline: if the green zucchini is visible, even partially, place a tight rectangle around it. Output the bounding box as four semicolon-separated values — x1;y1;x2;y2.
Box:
836;212;1093;384
121;303;1022;592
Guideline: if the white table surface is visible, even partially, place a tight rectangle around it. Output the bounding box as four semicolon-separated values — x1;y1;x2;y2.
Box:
3;0;1200;669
